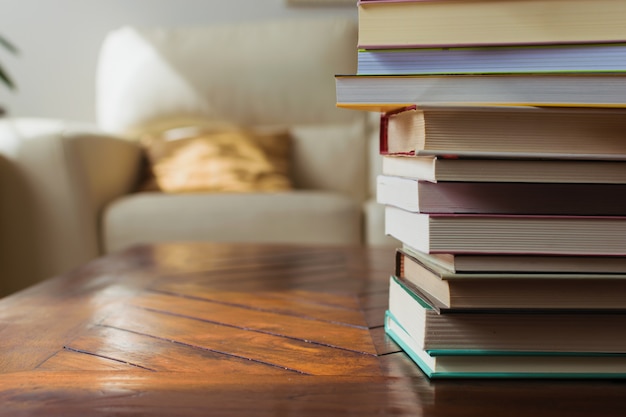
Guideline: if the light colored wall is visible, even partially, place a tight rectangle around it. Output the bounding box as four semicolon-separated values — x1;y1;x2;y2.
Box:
0;0;356;123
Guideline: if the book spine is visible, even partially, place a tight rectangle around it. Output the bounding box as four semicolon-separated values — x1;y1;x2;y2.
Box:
380;105;417;155
379;112;389;155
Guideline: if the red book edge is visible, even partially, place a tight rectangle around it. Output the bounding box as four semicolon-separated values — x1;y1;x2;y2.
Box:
379;105;417;156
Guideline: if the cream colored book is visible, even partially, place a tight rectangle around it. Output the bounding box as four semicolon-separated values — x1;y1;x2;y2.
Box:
384;206;626;256
358;0;626;48
380;156;626;184
380;105;626;160
401;243;626;274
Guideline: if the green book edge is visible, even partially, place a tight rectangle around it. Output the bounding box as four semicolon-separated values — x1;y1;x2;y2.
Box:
391;277;626;356
384;310;626;379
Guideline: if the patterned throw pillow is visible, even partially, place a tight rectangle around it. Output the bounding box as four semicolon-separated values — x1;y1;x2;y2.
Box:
130;119;292;193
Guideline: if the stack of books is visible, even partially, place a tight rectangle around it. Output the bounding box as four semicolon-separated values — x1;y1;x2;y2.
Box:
337;0;626;111
336;0;626;378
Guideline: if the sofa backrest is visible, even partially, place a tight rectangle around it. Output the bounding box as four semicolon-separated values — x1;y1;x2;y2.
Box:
95;18;370;202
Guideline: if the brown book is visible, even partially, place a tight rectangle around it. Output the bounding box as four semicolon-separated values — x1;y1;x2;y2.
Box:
395;248;626;310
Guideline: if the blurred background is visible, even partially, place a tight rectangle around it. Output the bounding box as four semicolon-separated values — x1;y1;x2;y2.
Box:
0;0;356;123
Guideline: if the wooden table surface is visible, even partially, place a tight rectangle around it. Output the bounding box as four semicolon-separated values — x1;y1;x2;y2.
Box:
1;242;626;416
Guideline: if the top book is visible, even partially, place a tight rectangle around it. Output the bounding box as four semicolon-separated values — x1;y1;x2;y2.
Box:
358;0;626;48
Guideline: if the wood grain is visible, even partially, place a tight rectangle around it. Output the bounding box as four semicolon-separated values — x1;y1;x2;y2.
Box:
126;291;375;353
1;242;626;416
100;305;381;376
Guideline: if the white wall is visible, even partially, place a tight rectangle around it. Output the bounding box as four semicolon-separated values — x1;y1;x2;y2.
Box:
0;0;356;123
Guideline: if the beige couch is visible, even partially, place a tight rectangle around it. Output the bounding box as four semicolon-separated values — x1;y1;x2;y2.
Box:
0;17;396;297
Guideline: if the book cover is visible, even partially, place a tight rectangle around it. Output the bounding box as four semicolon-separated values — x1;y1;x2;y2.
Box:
377;175;626;215
379;105;626;160
358;43;626;76
401;242;626;274
381;156;626;184
335;74;626;112
387;276;626;356
384;206;626;255
395;249;626;310
384;308;626;379
358;0;626;49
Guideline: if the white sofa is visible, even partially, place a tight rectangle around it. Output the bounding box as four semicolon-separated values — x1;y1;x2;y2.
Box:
0;17;396;297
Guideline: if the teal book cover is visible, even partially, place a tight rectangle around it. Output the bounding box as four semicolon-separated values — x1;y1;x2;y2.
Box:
388;275;626;356
385;310;626;379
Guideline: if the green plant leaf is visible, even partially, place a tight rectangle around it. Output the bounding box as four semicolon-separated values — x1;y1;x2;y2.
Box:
0;64;15;89
0;33;18;90
0;34;18;54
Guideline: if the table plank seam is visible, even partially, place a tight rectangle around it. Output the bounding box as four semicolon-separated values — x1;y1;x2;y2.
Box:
145;290;369;329
95;324;312;375
125;305;379;356
149;288;364;312
62;346;157;371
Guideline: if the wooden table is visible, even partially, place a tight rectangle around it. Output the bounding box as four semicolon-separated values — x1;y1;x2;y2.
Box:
1;242;626;416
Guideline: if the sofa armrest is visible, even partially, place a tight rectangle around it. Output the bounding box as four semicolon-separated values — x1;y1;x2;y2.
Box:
0;118;142;296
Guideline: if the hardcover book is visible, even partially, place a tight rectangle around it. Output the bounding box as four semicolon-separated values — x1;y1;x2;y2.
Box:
358;0;626;49
401;243;626;274
379;105;626;160
385;306;626;379
388;276;626;354
377;175;626;215
384;206;626;256
357;43;626;76
335;73;626;112
395;249;626;310
381;155;626;184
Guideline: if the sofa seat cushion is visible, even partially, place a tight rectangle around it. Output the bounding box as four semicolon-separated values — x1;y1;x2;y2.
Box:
102;191;362;253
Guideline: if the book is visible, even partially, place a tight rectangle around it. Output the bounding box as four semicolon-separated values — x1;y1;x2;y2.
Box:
358;43;626;76
384;206;626;256
379;105;626;160
387;276;626;354
358;0;626;49
385;307;626;379
395;249;626;310
377;175;626;216
381;155;626;184
335;73;626;112
401;243;626;274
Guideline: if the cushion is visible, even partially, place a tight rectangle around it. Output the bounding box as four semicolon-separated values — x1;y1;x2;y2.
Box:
128;117;292;193
102;191;362;252
96;19;361;134
289;119;369;202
